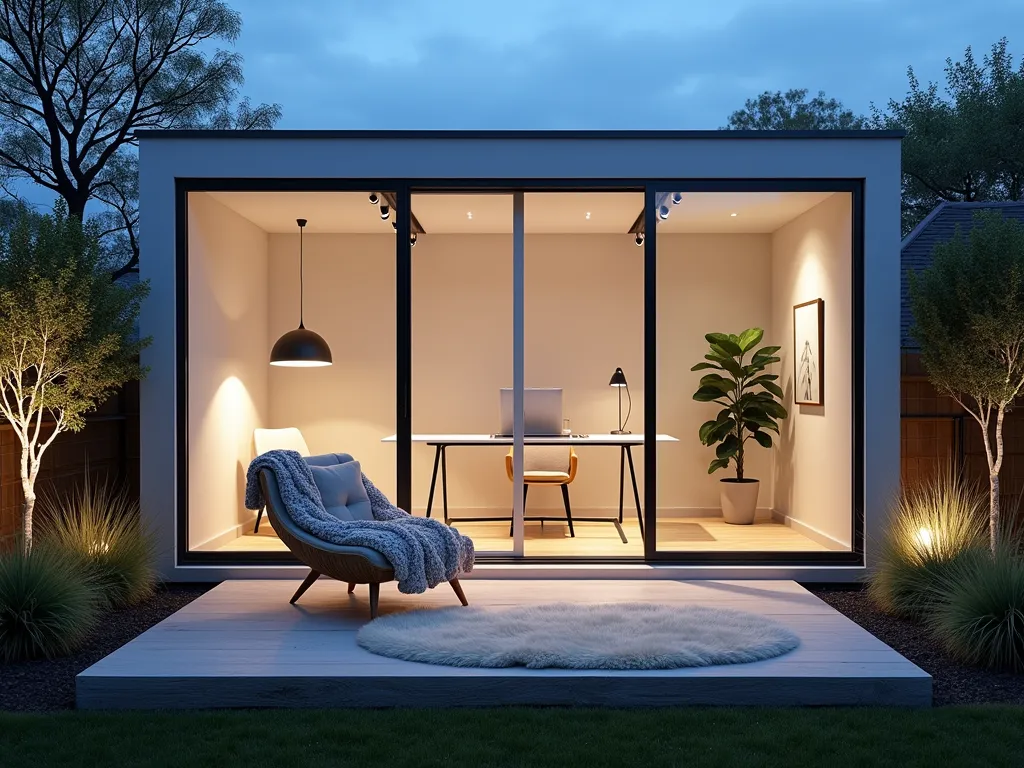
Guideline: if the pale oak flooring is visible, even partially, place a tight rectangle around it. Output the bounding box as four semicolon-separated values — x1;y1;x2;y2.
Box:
211;516;834;556
76;579;931;709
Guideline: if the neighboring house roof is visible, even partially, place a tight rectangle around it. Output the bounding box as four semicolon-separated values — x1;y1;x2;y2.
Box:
901;201;1024;349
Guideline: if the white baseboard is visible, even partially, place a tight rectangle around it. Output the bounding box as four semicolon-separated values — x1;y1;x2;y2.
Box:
770;511;848;551
429;506;774;521
193;514;259;551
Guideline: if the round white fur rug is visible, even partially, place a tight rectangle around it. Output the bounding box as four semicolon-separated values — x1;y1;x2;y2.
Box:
356;603;800;669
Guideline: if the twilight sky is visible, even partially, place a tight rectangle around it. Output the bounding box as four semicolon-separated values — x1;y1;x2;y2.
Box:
10;0;1024;212
230;0;1024;129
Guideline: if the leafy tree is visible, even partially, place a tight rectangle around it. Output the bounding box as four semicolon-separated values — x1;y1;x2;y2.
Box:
724;89;866;130
0;200;148;552
0;0;281;278
909;212;1024;551
873;38;1024;234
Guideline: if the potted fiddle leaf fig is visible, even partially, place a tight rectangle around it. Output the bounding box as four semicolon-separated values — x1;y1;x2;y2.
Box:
692;328;788;524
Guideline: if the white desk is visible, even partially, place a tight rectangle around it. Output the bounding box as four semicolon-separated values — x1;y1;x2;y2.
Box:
381;434;679;543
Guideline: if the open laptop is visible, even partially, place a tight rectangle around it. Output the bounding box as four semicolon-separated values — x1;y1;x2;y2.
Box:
497;388;563;436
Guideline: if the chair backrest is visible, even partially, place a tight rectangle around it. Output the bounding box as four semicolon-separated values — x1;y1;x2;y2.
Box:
523;445;571;473
254;427;310;457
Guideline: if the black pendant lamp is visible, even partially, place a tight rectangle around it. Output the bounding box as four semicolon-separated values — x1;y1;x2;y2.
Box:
270;218;333;367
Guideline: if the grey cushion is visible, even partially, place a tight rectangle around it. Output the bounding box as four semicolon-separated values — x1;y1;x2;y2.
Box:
309;460;374;521
258;469;392;570
305;452;356;468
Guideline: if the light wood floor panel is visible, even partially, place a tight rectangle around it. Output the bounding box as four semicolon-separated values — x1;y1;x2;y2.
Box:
77;579;930;709
211;517;835;555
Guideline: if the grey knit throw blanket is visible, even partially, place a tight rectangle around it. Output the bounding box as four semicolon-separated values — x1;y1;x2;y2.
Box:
245;450;474;594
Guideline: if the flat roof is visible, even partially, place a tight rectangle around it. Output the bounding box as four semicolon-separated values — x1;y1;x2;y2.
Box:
134;129;905;140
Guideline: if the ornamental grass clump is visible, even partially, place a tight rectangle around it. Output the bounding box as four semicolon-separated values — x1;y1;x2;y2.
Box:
927;544;1024;672
0;543;100;662
40;476;157;609
868;471;989;620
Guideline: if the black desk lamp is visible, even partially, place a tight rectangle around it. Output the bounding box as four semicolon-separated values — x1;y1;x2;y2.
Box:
609;367;631;434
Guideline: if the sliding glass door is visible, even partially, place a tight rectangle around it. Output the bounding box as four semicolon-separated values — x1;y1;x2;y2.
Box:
408;191;520;556
645;181;863;564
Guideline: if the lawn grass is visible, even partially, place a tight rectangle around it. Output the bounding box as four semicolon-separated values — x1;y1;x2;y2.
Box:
2;707;1024;768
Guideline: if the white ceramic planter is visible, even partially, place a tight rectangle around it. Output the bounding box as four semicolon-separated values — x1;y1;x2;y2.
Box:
720;479;760;525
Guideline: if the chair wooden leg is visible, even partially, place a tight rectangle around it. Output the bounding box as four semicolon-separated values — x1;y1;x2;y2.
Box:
449;578;469;606
561;484;575;538
290;569;320;604
369;582;380;619
253;505;265;533
347;582;356;594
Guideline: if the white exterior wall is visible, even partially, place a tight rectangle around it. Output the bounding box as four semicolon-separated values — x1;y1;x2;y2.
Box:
139;133;901;580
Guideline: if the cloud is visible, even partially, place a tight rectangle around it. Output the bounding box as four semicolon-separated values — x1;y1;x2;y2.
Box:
230;0;1024;129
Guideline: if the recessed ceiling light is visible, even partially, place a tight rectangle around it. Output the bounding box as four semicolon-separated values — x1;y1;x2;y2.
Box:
585;211;591;220
467;211;473;220
730;212;738;217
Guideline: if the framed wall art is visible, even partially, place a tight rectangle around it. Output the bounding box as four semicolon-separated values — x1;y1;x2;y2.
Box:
793;298;824;406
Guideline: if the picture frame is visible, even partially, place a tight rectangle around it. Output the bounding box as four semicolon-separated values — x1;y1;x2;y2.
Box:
793;298;824;406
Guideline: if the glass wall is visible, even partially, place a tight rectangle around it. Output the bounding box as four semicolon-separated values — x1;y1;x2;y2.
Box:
410;192;516;555
185;190;397;555
521;191;645;558
652;188;856;559
180;181;860;565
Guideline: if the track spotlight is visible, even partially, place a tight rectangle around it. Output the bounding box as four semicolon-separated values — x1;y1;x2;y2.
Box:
635;233;644;246
671;191;683;205
410;234;418;247
380;205;390;220
368;192;379;205
658;204;671;220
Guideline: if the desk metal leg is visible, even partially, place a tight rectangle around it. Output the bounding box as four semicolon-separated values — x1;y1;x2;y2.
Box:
625;446;644;542
441;445;449;524
618;448;625;524
612;519;628;544
425;445;442;519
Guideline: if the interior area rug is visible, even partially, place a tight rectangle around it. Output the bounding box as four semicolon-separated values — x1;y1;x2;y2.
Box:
357;603;800;669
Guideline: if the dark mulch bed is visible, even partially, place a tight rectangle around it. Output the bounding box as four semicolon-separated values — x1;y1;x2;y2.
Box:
809;586;1024;707
0;584;211;712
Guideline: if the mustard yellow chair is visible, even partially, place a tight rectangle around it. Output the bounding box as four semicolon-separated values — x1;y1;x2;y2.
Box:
505;446;578;537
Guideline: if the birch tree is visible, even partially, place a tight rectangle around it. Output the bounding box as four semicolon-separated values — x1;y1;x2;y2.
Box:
910;211;1024;550
0;201;147;552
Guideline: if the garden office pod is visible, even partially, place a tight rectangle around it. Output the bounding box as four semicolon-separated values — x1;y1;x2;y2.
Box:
136;129;902;581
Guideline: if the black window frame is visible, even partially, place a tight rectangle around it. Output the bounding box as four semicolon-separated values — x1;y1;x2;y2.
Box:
173;176;864;568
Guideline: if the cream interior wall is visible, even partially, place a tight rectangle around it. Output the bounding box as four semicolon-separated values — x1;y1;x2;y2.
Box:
657;234;776;513
267;234;397;499
265;232;776;517
771;193;853;547
187;193;270;549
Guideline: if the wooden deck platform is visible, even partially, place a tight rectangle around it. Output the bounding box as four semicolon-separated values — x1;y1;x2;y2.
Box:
76;579;931;709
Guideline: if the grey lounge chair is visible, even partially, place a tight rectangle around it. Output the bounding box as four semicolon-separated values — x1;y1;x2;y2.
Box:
257;455;468;619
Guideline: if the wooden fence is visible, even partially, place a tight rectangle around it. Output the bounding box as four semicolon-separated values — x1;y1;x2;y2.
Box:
0;381;138;549
901;353;1024;516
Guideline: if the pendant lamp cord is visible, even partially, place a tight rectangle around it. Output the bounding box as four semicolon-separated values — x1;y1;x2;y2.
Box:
298;219;305;329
